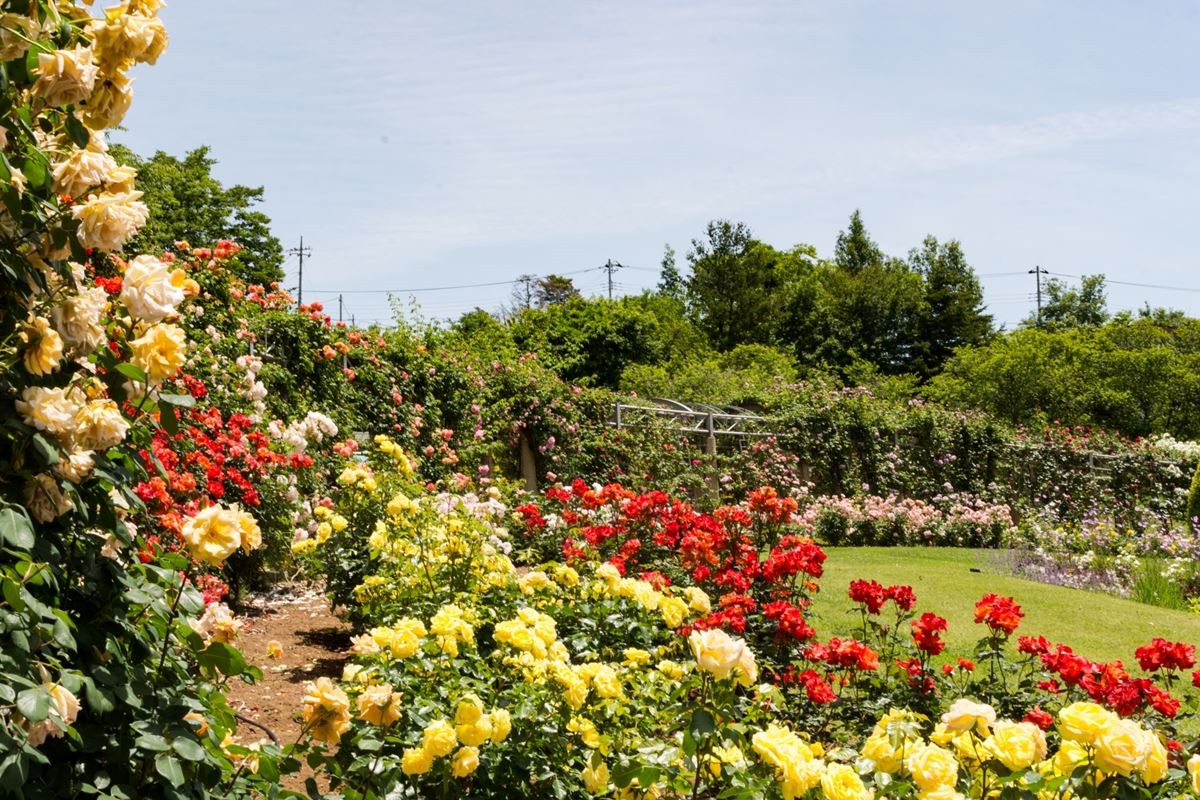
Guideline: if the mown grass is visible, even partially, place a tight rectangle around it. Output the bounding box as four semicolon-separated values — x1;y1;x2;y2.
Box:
808;547;1200;665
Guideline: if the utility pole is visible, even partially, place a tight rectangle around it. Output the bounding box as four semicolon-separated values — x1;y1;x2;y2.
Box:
286;236;312;306
1028;265;1048;327
517;275;534;309
338;294;343;323
603;259;623;300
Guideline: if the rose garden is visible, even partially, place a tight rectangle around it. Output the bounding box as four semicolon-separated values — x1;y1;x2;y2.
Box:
6;4;1200;799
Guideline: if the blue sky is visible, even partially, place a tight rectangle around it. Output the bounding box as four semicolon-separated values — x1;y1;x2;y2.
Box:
119;2;1200;327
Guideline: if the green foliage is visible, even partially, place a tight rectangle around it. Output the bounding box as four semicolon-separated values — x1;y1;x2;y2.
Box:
1025;274;1109;330
908;235;992;376
655;243;684;301
1187;460;1200;530
928;316;1200;438
111;145;284;286
685;220;790;350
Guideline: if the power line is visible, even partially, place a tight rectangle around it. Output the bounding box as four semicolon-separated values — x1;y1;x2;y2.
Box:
307;266;600;295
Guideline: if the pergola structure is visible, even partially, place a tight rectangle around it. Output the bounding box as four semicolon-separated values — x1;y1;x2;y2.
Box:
611;397;777;449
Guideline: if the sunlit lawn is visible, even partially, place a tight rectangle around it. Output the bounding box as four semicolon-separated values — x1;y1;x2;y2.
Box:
809;547;1200;665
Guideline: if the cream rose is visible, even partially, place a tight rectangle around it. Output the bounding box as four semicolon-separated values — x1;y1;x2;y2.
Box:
121;255;187;321
72;191;149;251
25;473;73;523
0;13;37;61
16;385;84;437
21;316;63;376
82;72;134;130
52;285;109;353
53;147;119;198
1093;718;1151;776
940;698;996;734
689;628;753;683
32;46;98;107
54;449;96;484
74;398;130;451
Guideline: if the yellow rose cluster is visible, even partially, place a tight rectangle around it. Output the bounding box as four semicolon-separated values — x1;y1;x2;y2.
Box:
400;695;511;778
592;562;707;630
752;724;824;798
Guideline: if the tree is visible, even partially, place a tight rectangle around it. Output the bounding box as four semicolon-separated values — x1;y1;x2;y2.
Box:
534;274;580;308
834;209;884;274
1027;274;1108;330
908;235;993;376
656;243;684;300
110;145;284;285
685;220;785;350
503;274;537;319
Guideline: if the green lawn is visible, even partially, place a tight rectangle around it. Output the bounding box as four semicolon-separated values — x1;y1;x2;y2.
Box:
807;547;1200;665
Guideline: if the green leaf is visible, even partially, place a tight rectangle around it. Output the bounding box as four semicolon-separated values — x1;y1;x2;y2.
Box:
16;687;50;722
64;110;89;148
688;708;715;736
197;642;247;676
154;753;185;787
0;507;34;549
158;393;196;410
171;736;205;761
160;402;179;436
30;431;60;466
114;363;148;383
136;733;170;752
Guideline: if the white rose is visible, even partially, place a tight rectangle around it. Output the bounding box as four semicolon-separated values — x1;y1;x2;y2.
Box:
120;255;186;322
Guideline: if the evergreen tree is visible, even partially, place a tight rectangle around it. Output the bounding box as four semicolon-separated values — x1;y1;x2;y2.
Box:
909;235;993;376
657;243;684;300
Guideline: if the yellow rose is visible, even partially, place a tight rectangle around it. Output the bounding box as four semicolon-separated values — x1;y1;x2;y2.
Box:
47;683;80;726
21;316;63;376
569;717;602;749
180;504;243;565
387;618;427;658
1051;739;1089;776
940;698;996;734
451;746;480;778
659;595;688;629
82;71;134;130
356;683;402;727
1057;702;1118;746
401;746;433;775
582;760;610;794
422;719;457;758
862;731;904;774
457;714;493;747
1142;732;1168;784
821;762;873;800
490;708;512;742
592;665;623;699
683;586;711;614
918;787;965;800
657;660;685;680
984;721;1046;771
906;743;958;791
1093;719;1151;776
301;677;351;746
1188;754;1200;794
129;322;187;384
16;386;84;438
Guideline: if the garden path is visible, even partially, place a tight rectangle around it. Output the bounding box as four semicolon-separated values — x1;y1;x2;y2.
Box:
228;585;351;793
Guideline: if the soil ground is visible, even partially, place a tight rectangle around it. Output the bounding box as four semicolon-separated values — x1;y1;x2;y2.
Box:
227;584;351;794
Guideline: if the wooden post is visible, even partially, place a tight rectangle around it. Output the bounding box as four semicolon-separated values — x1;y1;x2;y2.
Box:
519;433;538;493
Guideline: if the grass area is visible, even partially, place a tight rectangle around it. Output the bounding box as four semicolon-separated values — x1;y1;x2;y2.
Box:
809;547;1200;665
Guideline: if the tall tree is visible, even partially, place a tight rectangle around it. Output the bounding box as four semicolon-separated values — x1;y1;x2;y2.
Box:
656;243;684;301
111;144;284;285
685;220;784;351
908;235;993;376
534;274;580;308
1027;274;1109;330
834;209;884;274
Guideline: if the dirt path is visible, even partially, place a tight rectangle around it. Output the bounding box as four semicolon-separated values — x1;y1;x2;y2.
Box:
228;584;352;793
